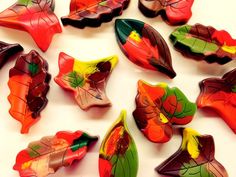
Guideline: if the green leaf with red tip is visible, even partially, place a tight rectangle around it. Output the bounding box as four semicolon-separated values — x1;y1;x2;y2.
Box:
13;131;98;177
99;110;139;177
170;24;236;64
133;80;196;143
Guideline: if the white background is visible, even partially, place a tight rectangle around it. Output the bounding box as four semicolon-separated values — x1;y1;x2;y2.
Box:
0;0;236;176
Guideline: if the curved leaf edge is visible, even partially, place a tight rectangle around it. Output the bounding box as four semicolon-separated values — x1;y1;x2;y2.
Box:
7;50;51;134
61;0;130;28
0;42;23;68
170;24;233;65
138;0;194;25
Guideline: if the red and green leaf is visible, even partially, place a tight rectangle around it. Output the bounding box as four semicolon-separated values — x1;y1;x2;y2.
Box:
13;130;98;177
170;24;236;64
197;68;236;133
8;50;51;134
133;80;196;143
0;0;62;52
99;110;139;177
156;128;228;177
54;52;118;110
61;0;130;28
115;19;176;78
139;0;194;25
0;41;23;68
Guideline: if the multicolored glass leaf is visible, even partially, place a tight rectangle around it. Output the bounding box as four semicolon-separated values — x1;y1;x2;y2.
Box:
170;24;236;64
13;130;98;177
99;110;139;177
197;68;236;133
54;52;118;110
61;0;130;28
8;50;51;134
0;41;23;68
0;0;62;52
156;128;228;177
115;19;176;78
139;0;194;25
133;80;196;143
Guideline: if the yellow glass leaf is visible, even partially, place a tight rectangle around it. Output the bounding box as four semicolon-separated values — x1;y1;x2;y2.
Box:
181;128;201;159
73;55;118;75
129;31;142;43
21;161;32;170
160;113;168;123
221;45;236;54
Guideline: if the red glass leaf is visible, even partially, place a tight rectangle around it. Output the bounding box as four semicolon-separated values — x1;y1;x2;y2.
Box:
197;68;236;133
61;0;130;28
156;128;228;177
133;80;196;143
0;0;62;52
139;0;194;25
115;19;176;78
0;41;23;68
13;130;98;177
8;50;51;134
54;52;118;110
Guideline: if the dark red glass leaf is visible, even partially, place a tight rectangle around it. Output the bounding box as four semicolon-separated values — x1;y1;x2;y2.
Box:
156;128;228;177
0;41;23;68
8;50;51;133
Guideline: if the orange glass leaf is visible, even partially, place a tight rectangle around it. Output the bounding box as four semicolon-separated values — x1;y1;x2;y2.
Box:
197;68;236;133
0;0;62;52
139;0;194;25
61;0;130;28
54;52;118;110
8;50;51;134
13;130;98;177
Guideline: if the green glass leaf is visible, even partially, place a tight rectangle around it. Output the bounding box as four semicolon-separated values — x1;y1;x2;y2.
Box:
99;110;139;177
180;161;214;177
71;133;98;152
232;85;236;92
160;84;197;123
17;0;32;6
170;25;219;55
66;71;84;88
115;19;144;44
28;63;39;76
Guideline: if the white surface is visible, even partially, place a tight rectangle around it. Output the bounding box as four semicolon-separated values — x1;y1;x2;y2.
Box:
0;0;236;176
